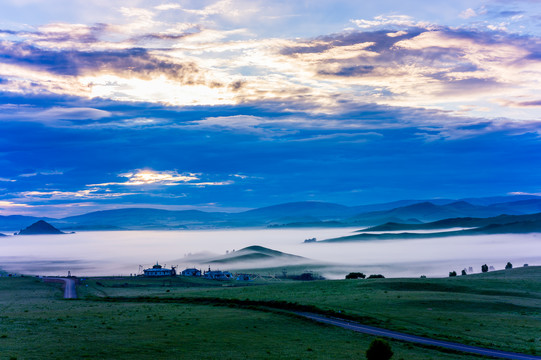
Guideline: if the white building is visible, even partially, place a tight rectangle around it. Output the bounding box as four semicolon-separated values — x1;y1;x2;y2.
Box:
143;263;176;277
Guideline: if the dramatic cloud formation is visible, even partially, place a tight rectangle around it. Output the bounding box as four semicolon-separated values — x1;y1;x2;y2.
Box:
0;0;540;216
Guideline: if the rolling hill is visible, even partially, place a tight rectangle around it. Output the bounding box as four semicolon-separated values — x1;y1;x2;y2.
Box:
207;245;307;264
2;195;541;231
362;212;541;232
323;219;541;242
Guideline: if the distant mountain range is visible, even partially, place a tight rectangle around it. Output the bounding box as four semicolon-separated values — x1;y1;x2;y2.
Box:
1;194;541;231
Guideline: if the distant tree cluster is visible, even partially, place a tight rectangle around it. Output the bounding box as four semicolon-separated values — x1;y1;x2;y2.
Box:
367;274;385;279
481;264;489;273
345;272;366;279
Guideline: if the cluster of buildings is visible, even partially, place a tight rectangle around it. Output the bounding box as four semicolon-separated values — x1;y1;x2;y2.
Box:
143;263;248;281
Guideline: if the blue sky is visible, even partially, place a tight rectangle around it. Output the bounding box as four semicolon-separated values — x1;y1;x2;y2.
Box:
1;0;541;217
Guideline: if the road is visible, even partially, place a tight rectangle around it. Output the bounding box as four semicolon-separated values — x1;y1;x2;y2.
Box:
297;312;541;360
43;277;77;299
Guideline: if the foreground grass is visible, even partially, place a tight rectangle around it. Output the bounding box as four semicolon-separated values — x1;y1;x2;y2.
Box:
0;267;539;359
81;266;541;355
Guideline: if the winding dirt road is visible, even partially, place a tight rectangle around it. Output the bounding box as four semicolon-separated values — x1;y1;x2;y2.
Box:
297;312;541;360
43;277;77;299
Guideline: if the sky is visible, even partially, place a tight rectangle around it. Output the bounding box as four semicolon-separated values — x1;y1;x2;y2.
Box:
0;0;541;217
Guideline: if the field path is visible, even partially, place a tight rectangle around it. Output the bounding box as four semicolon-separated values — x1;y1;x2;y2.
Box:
297;312;541;360
43;277;77;299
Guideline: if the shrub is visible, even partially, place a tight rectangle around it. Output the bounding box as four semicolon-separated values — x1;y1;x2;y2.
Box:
366;338;393;360
345;272;366;279
481;264;489;273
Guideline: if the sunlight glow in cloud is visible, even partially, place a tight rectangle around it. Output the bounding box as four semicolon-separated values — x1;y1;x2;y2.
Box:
90;170;200;186
0;201;31;208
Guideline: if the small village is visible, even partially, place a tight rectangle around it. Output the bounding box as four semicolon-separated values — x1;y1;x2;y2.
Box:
141;262;322;281
142;262;250;281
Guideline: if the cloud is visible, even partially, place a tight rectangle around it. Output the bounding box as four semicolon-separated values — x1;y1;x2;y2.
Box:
460;8;477;19
351;15;428;29
87;169;234;187
0;178;16;182
497;99;541;107
155;4;182;11
16;189;134;200
508;191;541;196
0;105;112;125
0;200;32;208
90;170;199;186
0;42;209;85
19;170;63;177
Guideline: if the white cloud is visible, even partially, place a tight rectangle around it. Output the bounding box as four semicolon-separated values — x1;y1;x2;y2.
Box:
0;105;112;125
17;189;134;200
508;191;541;196
0;200;31;207
460;8;477;19
155;3;181;11
351;15;425;29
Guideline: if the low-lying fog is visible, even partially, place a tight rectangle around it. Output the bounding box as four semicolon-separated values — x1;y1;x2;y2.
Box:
1;228;539;279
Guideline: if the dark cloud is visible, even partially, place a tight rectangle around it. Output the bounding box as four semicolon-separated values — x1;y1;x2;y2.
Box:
318;65;374;77
496;10;525;18
0;23;108;44
0;42;209;85
229;80;245;91
281;29;422;56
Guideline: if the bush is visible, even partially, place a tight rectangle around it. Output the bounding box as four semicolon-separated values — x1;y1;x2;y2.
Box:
345;272;366;279
481;264;489;273
449;271;457;277
366;338;393;360
368;274;385;279
505;262;513;269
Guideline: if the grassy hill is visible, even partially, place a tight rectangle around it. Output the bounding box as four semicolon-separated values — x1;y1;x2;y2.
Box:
324;219;541;242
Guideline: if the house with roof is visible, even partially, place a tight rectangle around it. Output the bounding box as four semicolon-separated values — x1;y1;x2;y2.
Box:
181;268;202;277
203;268;233;280
143;263;176;277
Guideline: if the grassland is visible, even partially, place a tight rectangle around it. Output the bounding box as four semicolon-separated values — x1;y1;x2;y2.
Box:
0;267;540;359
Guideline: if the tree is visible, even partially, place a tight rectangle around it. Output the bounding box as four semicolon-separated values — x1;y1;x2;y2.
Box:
505;262;513;269
461;269;467;276
345;272;366;279
449;271;457;277
368;274;385;279
366;339;393;360
481;264;489;273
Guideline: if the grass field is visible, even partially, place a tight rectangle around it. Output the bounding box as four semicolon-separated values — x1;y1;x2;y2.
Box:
0;267;540;359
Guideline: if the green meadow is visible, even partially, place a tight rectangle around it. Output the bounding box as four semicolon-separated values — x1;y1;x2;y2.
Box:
1;267;540;359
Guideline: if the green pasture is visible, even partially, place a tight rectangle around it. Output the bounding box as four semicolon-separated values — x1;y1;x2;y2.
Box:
0;267;539;359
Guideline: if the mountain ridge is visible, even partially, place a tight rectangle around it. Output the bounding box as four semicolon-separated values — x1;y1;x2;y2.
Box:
1;195;541;231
